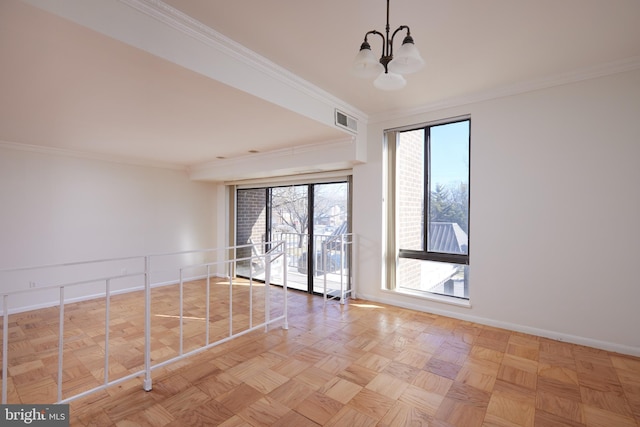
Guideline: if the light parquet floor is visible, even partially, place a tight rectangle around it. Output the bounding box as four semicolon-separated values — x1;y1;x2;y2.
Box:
2;280;640;426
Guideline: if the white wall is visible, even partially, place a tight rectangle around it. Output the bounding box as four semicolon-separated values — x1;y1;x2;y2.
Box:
0;147;218;310
353;68;640;355
5;68;638;354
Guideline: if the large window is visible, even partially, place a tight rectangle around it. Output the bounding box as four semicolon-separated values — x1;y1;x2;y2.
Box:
387;117;470;299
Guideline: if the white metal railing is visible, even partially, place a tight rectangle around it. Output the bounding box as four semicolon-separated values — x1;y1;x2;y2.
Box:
271;232;307;272
0;241;288;404
321;233;356;304
268;231;356;298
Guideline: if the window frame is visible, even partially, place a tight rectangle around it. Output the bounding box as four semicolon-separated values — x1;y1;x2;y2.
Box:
385;115;471;294
398;117;470;265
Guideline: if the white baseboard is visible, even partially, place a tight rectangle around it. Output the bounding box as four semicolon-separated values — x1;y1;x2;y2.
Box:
356;291;640;357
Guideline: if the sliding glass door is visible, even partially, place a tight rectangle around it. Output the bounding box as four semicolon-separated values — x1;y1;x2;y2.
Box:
310;182;349;293
235;188;268;280
235;180;350;294
270;185;309;291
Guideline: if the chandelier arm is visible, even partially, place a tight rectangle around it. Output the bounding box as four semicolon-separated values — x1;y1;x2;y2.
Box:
364;30;385;45
390;25;410;57
391;25;410;43
364;30;386;59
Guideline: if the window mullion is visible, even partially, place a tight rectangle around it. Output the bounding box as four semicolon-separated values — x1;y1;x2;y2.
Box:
424;127;430;253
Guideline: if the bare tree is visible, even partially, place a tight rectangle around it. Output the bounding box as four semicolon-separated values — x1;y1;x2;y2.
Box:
270;183;348;248
271;186;308;247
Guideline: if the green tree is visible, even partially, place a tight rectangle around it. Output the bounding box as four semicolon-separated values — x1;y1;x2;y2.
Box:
429;183;468;233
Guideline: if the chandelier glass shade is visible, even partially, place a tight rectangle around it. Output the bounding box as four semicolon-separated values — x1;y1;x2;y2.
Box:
352;0;424;90
374;72;406;91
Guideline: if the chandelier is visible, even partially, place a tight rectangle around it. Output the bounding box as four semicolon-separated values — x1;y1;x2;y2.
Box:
352;0;425;90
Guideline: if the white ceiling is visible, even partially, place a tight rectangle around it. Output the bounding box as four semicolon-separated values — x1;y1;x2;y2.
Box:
2;0;640;170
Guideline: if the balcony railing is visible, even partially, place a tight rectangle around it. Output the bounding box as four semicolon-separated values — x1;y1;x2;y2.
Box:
0;242;288;404
260;232;355;297
321;233;356;304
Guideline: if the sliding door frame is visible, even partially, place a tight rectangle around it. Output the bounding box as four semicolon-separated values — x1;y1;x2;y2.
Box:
233;174;352;295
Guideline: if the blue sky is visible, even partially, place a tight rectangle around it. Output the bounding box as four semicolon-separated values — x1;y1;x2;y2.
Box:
430;120;469;187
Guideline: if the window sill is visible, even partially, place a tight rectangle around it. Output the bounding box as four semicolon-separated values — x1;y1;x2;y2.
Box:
383;288;472;308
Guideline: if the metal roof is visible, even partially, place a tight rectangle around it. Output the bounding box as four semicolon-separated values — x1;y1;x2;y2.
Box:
429;222;468;254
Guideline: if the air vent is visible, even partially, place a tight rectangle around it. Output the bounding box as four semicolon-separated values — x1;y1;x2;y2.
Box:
335;109;357;133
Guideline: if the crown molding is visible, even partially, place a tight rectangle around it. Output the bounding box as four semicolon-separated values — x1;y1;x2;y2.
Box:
118;0;368;122
371;55;640;124
228;169;353;188
0;140;186;171
188;137;355;173
0;136;358;176
187;137;359;182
